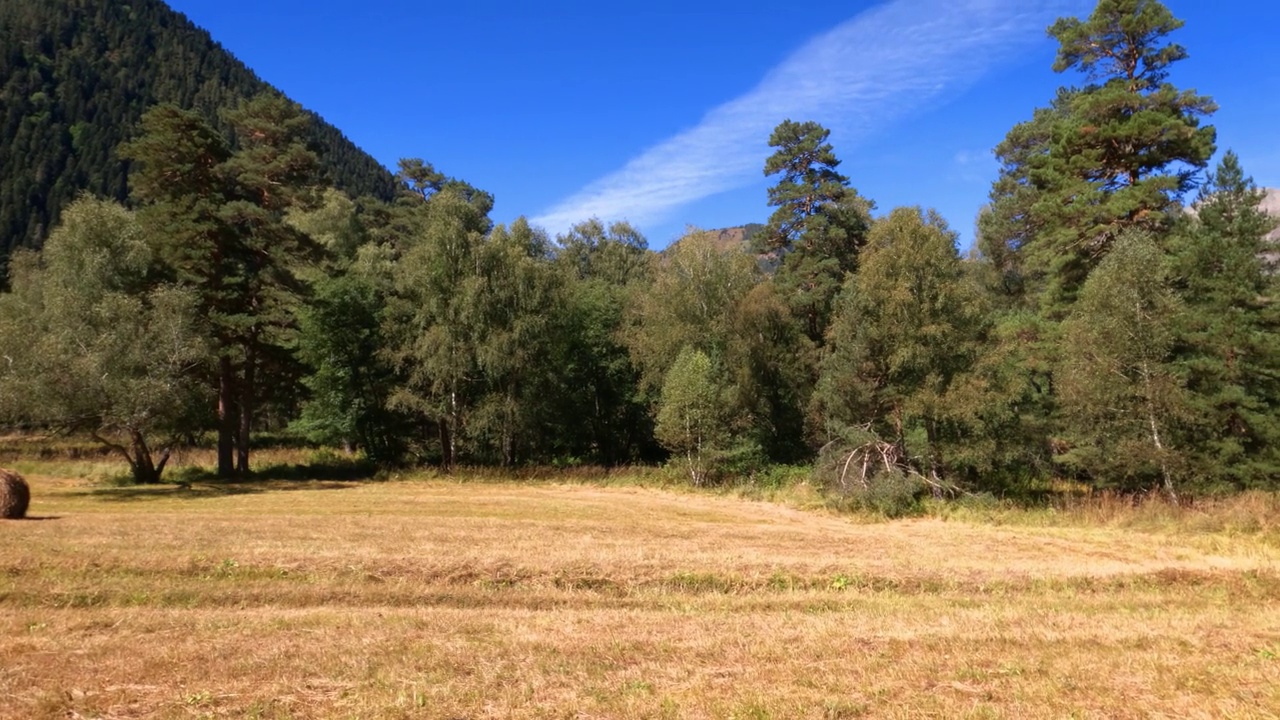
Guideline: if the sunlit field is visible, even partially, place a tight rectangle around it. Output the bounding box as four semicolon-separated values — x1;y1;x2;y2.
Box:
2;463;1279;719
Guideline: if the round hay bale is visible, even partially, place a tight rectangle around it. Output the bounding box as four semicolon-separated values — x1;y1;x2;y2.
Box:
0;468;30;519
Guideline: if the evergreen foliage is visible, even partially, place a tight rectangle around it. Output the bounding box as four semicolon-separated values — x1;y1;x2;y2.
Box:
963;0;1266;497
758;120;872;342
121;97;323;477
759;120;852;254
982;0;1216;314
977;96;1069;308
942;308;1057;491
1166;153;1280;490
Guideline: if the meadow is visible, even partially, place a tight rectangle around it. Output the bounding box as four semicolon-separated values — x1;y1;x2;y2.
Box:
2;456;1279;719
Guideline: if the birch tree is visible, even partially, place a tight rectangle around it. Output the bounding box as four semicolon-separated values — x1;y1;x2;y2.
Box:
1058;232;1189;497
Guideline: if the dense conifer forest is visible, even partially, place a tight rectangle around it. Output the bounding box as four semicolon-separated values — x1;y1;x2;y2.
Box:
2;0;1278;510
0;0;396;280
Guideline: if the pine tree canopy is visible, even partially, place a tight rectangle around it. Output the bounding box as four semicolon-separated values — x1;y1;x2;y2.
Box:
982;0;1217;314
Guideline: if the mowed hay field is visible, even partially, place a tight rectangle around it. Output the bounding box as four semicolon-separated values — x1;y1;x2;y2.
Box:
2;471;1280;719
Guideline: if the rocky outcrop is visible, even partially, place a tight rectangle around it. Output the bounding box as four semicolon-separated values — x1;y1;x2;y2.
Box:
1262;189;1280;243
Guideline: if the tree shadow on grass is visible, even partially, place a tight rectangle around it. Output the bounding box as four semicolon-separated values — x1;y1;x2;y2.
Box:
70;460;382;503
73;479;361;503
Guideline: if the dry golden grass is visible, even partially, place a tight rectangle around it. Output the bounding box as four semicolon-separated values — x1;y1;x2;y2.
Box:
2;468;1279;719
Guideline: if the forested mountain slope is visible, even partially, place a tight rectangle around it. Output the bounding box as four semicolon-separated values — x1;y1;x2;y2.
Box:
0;0;396;275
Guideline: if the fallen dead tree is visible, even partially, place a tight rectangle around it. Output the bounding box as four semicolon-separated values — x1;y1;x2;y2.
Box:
815;434;957;516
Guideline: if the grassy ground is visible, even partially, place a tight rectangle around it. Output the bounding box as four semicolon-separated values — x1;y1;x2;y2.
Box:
2;463;1279;719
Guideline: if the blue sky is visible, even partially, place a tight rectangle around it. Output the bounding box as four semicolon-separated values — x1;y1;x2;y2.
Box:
167;0;1279;249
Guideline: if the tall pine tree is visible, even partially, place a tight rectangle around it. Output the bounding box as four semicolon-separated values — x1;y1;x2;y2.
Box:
121;96;321;477
757;120;871;343
984;0;1216;314
1166;152;1280;490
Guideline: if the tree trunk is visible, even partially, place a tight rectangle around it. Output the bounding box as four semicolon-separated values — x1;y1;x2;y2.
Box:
1147;409;1177;503
438;420;453;471
217;355;235;478
445;389;460;471
237;343;256;476
924;417;944;498
1140;362;1177;503
122;431;164;484
503;390;516;467
92;430;163;485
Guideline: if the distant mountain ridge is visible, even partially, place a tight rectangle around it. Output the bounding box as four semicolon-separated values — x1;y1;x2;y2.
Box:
687;223;791;273
1263;189;1280;243
699;223;766;253
0;0;398;274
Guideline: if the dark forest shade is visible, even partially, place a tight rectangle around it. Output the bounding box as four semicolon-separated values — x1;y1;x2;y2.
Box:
0;0;396;279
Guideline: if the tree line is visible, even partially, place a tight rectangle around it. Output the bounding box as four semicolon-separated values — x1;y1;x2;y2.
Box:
1;0;1277;505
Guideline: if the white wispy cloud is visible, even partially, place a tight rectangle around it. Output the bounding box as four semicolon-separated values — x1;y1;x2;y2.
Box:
531;0;1087;237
